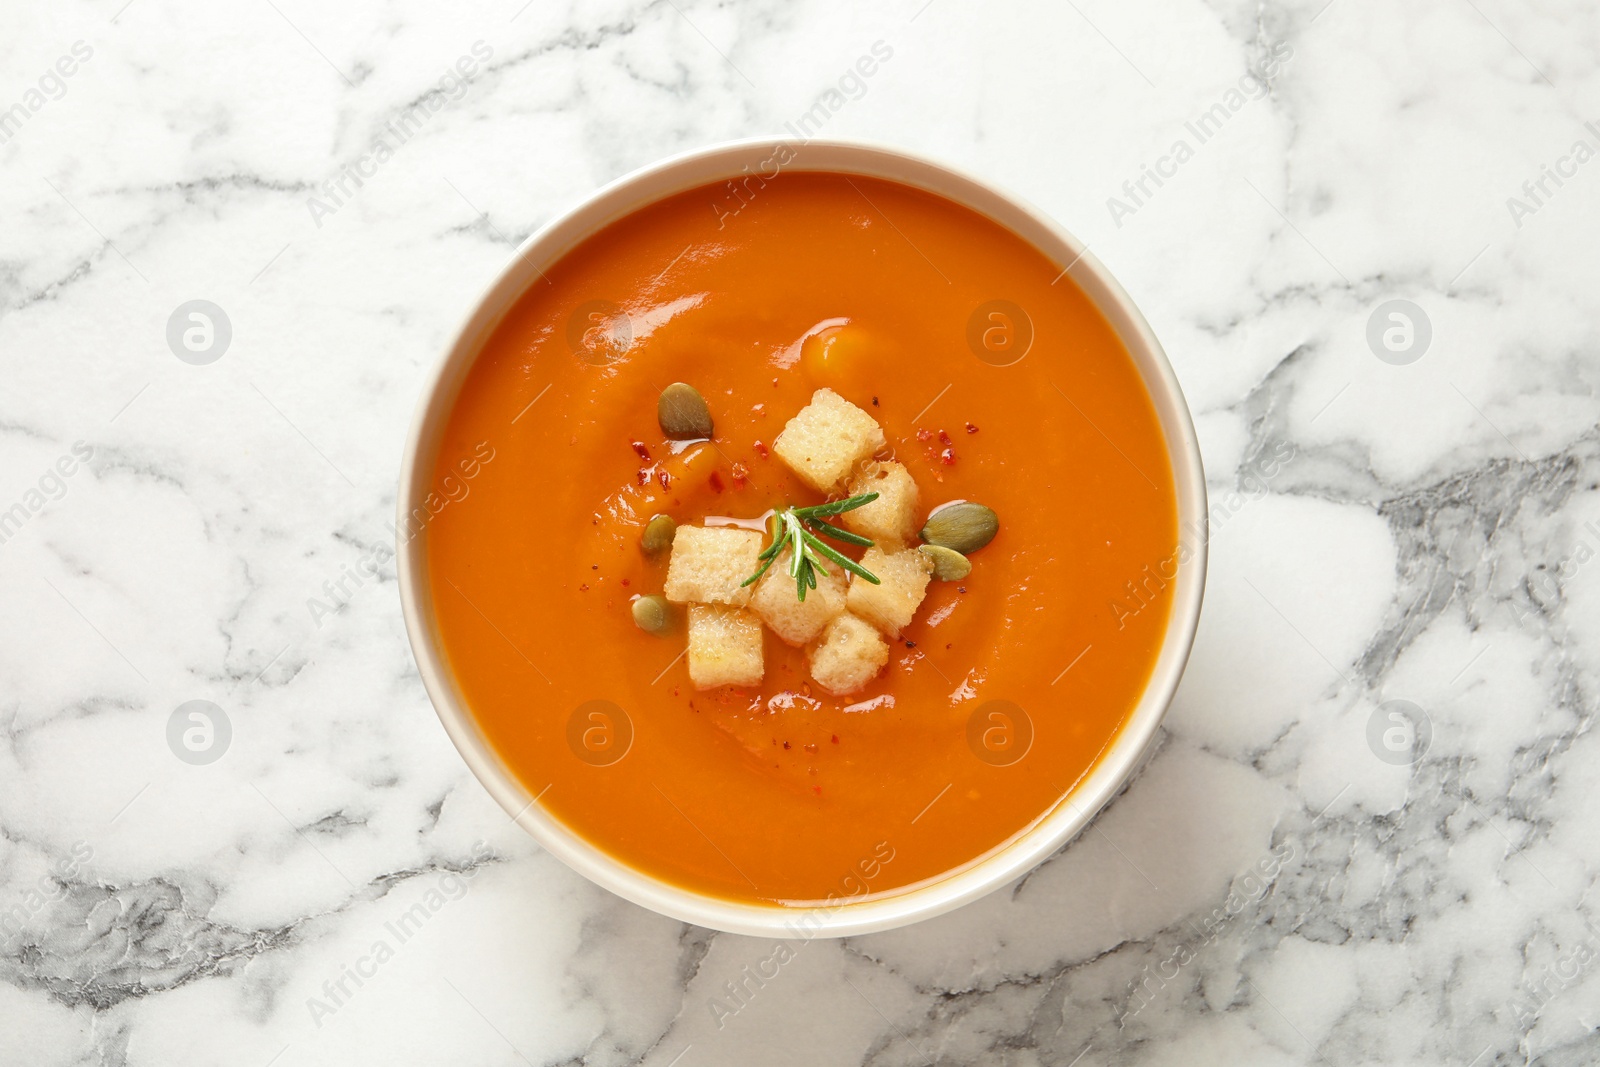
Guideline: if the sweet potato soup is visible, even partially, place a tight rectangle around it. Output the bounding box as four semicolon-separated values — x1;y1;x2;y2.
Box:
426;171;1177;905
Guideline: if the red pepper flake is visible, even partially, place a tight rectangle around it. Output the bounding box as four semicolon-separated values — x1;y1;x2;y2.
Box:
966;422;979;434
957;586;967;594
916;428;934;442
772;378;779;388
830;734;839;744
579;583;589;591
591;564;599;570
782;740;791;750
938;429;952;445
657;468;671;490
813;785;822;795
636;468;650;486
630;441;651;461
731;462;749;486
940;447;957;465
872;396;880;407
753;440;769;458
621;578;630;587
904;640;917;648
708;471;725;493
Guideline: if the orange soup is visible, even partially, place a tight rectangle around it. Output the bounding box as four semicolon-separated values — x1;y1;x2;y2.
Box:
426;172;1177;904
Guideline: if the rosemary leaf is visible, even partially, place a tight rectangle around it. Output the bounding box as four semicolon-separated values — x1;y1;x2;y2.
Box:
791;492;879;519
740;497;882;601
804;531;881;584
805;516;873;547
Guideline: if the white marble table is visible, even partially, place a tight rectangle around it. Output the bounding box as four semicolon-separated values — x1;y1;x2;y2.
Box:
4;0;1598;1063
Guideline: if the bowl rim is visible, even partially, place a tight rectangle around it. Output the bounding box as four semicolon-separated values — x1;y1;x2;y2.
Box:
396;136;1208;938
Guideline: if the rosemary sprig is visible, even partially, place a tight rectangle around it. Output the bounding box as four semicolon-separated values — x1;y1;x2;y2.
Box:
740;492;882;602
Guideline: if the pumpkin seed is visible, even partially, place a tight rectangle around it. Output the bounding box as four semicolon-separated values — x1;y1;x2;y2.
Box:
658;382;713;440
641;513;676;556
630;595;674;635
919;544;971;581
919;501;998;555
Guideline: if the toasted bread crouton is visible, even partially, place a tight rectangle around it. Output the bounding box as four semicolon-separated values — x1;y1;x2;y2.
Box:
750;548;848;645
841;460;920;543
846;545;933;637
808;612;890;695
663;525;764;606
772;388;886;493
687;605;764;689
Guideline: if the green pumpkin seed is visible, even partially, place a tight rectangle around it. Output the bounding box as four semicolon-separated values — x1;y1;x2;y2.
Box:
919;544;971;581
919;501;998;555
641;513;676;556
631;595;675;635
658;382;714;440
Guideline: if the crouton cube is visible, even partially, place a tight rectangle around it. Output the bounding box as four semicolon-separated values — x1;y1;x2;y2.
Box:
846;545;933;637
808;613;890;696
750;549;848;646
663;525;764;606
841;461;920;543
772;388;886;493
687;606;764;689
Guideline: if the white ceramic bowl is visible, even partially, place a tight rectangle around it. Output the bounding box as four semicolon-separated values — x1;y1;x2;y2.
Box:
397;138;1207;937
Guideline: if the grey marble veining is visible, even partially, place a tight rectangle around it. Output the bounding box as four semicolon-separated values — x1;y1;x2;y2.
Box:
3;0;1599;1063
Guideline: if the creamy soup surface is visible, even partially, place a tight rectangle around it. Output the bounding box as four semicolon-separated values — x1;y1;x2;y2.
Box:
427;172;1177;904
